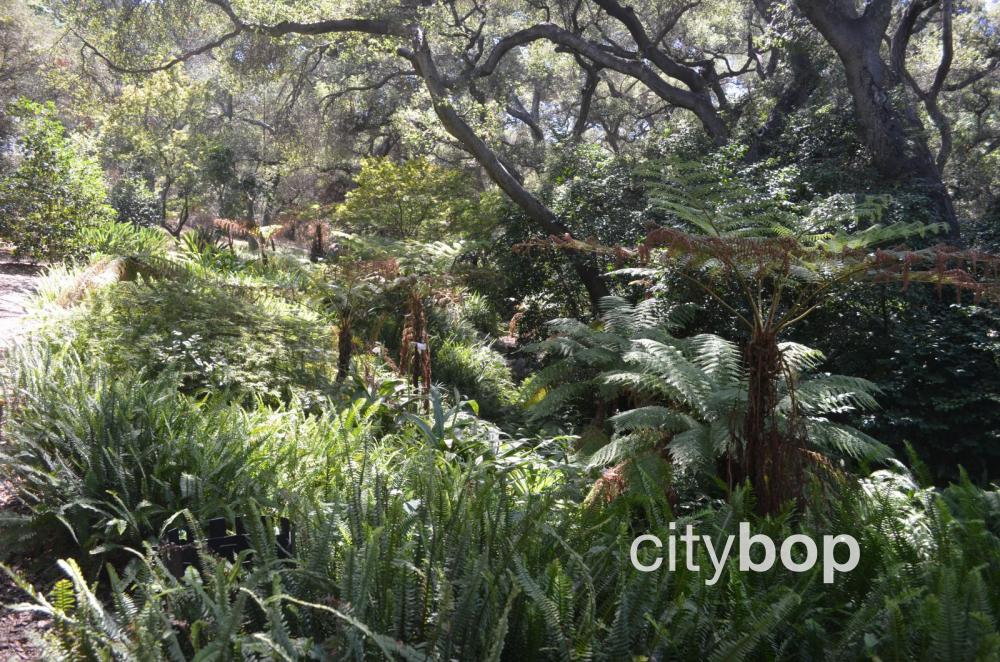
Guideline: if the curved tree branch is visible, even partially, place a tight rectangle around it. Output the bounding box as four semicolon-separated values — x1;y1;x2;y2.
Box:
472;23;728;142
409;30;610;310
78;29;241;74
507;92;545;142
591;0;710;92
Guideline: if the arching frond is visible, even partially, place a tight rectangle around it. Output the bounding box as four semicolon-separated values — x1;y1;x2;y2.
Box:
778;342;825;374
608;406;689;434
688;334;742;384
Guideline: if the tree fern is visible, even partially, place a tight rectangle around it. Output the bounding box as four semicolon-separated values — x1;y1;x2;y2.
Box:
529;297;890;497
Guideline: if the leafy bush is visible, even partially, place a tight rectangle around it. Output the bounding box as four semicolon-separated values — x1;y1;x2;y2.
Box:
426;291;503;345
798;288;1000;483
336;157;496;240
68;276;335;406
459;291;501;336
543;143;649;246
433;336;516;420
0;99;114;261
178;226;243;272
108;174;160;227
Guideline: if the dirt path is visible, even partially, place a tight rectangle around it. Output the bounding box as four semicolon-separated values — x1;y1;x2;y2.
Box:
0;261;47;660
0;262;41;347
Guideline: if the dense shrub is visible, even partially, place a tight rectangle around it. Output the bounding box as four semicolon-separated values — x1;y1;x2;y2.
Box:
336;157;497;240
0;99;114;260
0;348;287;563
543;143;649;246
433;336;516;420
68;276;335;406
799;288;1000;483
77;218;170;257
459;291;501;336
108;174;160;227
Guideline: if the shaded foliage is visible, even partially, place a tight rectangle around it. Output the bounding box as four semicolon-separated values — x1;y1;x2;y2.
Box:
0;100;114;261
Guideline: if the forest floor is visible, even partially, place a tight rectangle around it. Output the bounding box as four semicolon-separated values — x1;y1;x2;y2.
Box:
0;260;48;660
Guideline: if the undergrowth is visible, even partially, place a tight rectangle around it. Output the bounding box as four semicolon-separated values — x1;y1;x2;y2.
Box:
1;236;998;660
2;345;999;660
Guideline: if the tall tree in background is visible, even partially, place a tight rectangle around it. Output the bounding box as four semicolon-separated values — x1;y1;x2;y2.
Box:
795;0;961;238
101;71;213;236
62;0;1000;300
0;1;55;143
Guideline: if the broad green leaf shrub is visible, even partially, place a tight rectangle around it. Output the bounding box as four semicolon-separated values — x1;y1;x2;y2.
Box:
797;288;1000;484
108;174;160;228
0;99;115;261
432;336;516;420
68;277;335;407
427;291;508;343
177;226;244;273
458;291;502;337
336;157;497;240
544;143;649;247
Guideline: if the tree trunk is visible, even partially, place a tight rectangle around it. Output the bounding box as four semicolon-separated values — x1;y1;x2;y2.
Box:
158;175;174;234
740;331;803;515
745;45;818;162
795;0;960;239
843;48;958;238
409;36;611;315
310;223;324;262
336;319;352;383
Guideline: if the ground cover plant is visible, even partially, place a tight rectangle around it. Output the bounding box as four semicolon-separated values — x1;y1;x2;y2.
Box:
5;332;1000;660
1;0;1000;659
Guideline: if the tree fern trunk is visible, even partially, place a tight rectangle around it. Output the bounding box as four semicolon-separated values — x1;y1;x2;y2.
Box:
741;331;802;514
336;319;353;383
